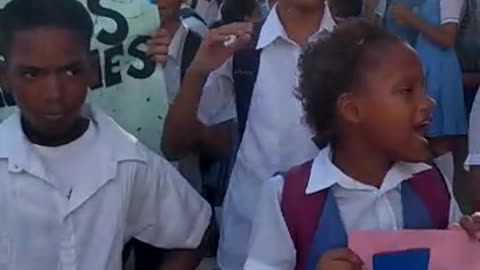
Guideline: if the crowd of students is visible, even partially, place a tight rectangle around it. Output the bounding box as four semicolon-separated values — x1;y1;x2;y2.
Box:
1;0;480;270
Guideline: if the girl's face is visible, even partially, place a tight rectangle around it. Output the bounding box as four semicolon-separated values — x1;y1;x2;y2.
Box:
353;43;434;163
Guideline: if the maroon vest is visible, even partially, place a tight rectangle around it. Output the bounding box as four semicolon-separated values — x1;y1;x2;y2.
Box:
280;161;451;270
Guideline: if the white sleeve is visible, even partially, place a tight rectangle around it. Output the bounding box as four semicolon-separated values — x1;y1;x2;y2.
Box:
126;147;212;249
375;0;387;17
197;58;236;127
466;90;480;167
440;0;464;24
244;175;296;270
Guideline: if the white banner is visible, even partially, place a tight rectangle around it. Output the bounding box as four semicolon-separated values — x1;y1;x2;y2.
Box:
0;0;168;153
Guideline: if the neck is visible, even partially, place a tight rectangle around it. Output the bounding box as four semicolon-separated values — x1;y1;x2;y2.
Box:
162;17;181;37
22;117;90;147
332;138;392;188
276;1;324;45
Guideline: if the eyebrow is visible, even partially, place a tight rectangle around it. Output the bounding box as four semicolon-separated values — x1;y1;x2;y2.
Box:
13;61;85;72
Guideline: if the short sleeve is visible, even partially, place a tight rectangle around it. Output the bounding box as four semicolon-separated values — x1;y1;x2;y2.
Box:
244;175;296;270
126;147;212;249
466;90;480;167
375;0;387;17
440;0;464;24
197;58;236;126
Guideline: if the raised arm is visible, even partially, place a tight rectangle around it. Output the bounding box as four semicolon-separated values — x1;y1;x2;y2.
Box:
161;23;253;161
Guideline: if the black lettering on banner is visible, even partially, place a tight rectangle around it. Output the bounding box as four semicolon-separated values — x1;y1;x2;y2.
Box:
87;0;129;45
104;45;124;87
127;36;156;79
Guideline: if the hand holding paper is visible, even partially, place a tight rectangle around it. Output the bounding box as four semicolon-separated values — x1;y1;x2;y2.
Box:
348;230;480;270
316;248;363;270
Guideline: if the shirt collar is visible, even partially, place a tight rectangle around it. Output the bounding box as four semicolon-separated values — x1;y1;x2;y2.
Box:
256;1;337;50
305;146;432;195
168;22;189;62
0;104;147;176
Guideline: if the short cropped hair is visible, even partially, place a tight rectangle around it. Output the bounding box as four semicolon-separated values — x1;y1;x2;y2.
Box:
0;0;94;56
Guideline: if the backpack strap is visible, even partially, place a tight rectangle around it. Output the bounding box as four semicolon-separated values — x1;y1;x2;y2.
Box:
406;167;451;229
0;90;15;108
181;30;203;81
232;21;264;141
280;161;325;270
179;7;207;26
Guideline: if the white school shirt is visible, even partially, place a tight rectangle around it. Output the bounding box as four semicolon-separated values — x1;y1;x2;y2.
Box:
245;146;462;270
375;0;465;24
0;105;211;270
196;4;336;270
466;89;480;167
194;0;220;26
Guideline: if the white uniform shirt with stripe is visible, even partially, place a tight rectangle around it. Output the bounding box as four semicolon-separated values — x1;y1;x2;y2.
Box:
245;146;462;270
0;105;211;270
196;3;336;269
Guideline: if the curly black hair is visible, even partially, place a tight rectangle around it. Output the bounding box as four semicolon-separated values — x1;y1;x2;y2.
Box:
297;18;402;145
0;0;93;57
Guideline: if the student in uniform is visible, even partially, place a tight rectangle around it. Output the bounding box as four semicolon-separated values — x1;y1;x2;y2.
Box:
0;1;211;270
245;19;479;270
377;0;467;184
161;0;338;268
125;0;209;268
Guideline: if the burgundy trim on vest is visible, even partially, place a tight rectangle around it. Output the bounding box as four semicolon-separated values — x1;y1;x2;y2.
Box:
281;162;451;270
408;168;451;229
280;161;321;270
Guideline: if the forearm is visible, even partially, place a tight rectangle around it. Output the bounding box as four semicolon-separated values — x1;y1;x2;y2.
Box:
409;19;457;49
162;67;210;160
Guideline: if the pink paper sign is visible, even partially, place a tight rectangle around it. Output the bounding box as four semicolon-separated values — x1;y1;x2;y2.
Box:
349;230;480;270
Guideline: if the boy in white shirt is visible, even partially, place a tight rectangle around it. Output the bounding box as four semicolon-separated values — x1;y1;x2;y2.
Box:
0;0;211;269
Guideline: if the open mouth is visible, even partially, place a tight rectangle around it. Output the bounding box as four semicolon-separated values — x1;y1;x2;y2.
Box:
413;119;431;142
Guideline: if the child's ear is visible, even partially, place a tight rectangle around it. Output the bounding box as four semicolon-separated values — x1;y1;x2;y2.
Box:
337;92;361;124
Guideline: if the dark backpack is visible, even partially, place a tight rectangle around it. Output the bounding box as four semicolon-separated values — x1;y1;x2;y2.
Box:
232;20;264;141
181;30;203;81
179;7;207;26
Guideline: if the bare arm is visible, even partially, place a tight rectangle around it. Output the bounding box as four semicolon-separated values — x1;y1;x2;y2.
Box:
161;23;253;161
161;67;234;161
156;223;214;270
408;20;458;49
390;4;459;49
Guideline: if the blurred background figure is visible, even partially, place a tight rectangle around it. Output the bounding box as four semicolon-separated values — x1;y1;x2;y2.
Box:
211;0;262;28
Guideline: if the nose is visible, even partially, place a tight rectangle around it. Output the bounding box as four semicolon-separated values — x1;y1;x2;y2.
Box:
420;92;435;115
43;74;62;104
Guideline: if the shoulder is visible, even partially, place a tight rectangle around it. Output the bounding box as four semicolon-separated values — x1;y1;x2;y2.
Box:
88;105;149;163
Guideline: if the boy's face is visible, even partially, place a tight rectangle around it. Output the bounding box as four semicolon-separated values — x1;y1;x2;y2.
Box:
156;0;183;24
1;27;91;136
353;43;434;163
